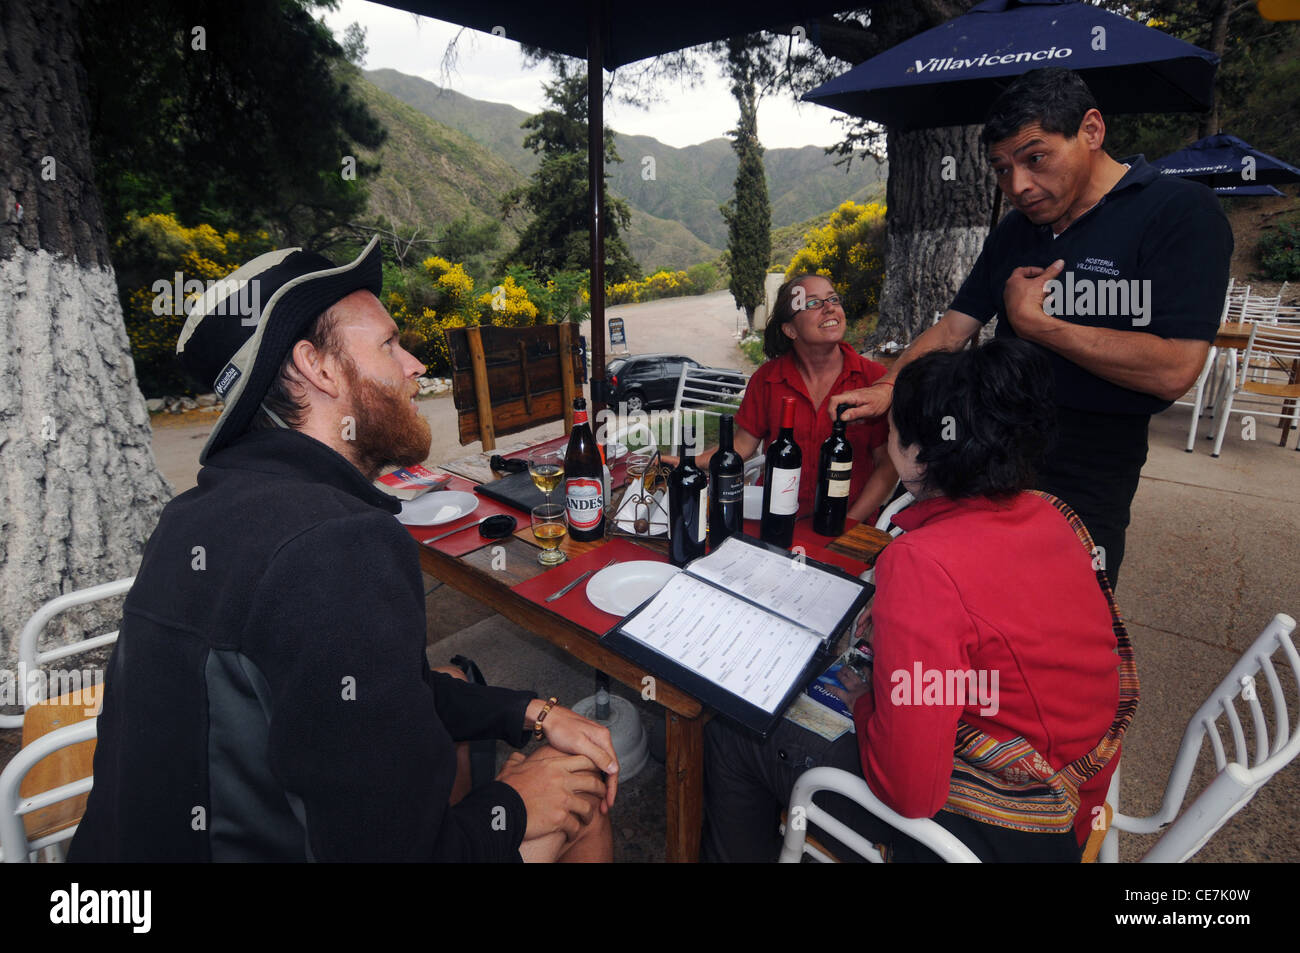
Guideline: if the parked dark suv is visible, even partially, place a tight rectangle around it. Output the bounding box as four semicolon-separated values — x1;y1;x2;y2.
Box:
605;354;743;413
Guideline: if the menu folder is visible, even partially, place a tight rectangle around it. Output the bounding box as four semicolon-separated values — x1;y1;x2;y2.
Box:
599;534;874;738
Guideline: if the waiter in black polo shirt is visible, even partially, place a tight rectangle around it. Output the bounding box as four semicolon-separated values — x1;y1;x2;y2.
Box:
833;67;1232;589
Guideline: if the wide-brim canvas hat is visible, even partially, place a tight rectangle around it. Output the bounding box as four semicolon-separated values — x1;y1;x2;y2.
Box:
176;236;383;464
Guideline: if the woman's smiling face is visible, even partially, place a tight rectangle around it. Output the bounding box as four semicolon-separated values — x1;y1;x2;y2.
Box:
782;276;846;349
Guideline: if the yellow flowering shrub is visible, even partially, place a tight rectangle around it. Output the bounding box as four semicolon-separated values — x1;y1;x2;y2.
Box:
117;213;273;396
785;200;886;322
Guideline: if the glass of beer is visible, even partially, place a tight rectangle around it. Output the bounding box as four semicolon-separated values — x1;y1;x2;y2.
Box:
528;449;564;506
530;503;568;565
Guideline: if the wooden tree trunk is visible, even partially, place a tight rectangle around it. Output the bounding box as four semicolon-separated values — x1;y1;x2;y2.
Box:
873;125;995;347
0;0;170;671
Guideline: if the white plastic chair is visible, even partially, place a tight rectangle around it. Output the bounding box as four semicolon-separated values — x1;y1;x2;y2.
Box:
874;489;915;539
1170;346;1220;452
0;719;97;863
1210;324;1300;456
1099;613;1300;863
0;576;132;861
778;766;981;863
1;576;133;729
671;365;748;450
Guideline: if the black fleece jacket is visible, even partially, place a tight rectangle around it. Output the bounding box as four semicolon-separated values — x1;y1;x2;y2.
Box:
70;429;534;862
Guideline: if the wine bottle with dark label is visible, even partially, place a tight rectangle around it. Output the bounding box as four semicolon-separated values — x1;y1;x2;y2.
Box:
668;422;708;566
813;404;853;537
564;397;605;541
709;414;744;550
761;396;801;549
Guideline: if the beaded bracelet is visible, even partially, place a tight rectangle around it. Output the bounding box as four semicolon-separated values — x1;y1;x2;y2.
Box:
533;696;558;740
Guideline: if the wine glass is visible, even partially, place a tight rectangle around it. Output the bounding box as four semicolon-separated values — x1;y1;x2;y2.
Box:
530;503;568;565
528;449;565;506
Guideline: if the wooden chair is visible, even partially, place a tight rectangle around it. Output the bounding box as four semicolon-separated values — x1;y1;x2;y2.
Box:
446;324;583;451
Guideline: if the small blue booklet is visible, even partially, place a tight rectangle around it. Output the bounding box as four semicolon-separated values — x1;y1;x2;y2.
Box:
806;638;875;720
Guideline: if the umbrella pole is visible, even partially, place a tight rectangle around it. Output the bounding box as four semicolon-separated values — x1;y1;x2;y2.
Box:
587;4;607;416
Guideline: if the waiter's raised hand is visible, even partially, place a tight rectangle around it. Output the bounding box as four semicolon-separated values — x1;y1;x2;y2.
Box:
830;383;893;423
1002;258;1065;341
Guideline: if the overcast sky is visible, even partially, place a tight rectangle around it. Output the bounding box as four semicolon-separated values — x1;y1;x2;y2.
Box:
321;0;848;150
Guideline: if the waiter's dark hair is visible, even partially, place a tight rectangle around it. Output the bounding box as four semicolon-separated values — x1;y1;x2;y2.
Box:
891;338;1055;500
981;67;1100;148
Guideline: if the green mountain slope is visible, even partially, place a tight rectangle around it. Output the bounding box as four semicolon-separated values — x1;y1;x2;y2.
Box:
353;79;525;248
365;68;887;256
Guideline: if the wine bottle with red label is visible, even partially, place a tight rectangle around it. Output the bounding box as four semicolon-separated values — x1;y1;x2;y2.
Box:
564;397;605;541
761;396;801;549
708;414;744;550
668;422;708;567
813;404;853;537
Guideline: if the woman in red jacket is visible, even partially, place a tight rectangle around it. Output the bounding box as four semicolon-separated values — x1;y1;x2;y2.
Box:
702;338;1137;862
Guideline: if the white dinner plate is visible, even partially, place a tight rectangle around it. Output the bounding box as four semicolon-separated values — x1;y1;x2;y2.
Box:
586;561;680;617
396;491;479;526
743;485;763;521
607;442;629;461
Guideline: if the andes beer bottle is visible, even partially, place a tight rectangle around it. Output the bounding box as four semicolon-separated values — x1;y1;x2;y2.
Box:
564;397;605;541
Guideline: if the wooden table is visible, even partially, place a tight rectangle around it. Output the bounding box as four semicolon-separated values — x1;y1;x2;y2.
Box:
414;461;893;862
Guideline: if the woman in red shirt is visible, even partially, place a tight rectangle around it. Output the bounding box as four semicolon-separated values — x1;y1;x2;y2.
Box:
702;338;1136;862
690;274;897;523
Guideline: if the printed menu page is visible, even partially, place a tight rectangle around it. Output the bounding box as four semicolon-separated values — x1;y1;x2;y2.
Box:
619;572;820;713
685;536;863;639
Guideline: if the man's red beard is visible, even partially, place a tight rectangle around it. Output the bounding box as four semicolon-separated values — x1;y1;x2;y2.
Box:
340;356;431;477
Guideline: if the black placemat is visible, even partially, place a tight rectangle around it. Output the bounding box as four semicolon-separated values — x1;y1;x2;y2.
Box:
472;467;550;514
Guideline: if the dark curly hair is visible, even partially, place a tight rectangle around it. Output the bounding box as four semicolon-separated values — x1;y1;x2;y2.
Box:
763;274;829;360
891;338;1055;500
980;67;1100;148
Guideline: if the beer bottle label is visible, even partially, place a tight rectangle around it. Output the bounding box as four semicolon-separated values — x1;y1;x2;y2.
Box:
574;409;589;426
769;467;800;516
566;477;603;530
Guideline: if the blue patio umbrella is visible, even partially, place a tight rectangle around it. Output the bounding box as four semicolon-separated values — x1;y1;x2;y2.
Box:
1151;133;1300;190
1213;184;1285;197
801;0;1218;130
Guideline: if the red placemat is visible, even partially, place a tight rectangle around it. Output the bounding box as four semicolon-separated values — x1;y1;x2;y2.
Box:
510;537;670;633
403;473;523;558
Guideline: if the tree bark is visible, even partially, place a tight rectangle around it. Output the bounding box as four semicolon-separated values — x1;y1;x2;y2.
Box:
0;0;170;672
872;125;994;347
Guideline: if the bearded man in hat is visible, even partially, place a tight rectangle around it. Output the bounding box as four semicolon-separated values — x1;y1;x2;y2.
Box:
71;238;617;862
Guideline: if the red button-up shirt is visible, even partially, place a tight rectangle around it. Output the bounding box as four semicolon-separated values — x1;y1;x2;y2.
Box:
736;343;890;518
853;493;1123;847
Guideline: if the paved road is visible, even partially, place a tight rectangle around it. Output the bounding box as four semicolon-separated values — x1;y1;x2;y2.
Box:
150;289;758;493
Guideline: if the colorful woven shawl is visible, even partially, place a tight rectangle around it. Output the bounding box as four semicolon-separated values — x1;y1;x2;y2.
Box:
940;492;1140;835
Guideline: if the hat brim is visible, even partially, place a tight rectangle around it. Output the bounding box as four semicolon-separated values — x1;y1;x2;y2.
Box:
199;237;384;465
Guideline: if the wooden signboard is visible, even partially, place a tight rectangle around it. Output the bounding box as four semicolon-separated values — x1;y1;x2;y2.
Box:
447;324;581;450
